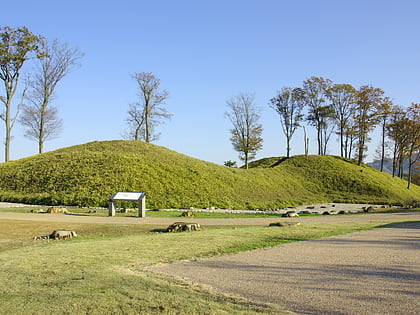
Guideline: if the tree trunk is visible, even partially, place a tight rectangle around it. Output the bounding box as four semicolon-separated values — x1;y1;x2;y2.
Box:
3;81;15;162
407;164;412;189
380;123;386;172
244;152;249;169
5;107;11;162
38;104;46;154
348;135;354;159
397;156;404;178
303;126;309;157
317;126;322;155
357;141;364;166
391;142;397;177
286;136;291;158
145;104;150;143
344;134;349;158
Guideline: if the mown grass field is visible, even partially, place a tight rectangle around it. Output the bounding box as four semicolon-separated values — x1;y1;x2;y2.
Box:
0;140;419;209
0;216;400;315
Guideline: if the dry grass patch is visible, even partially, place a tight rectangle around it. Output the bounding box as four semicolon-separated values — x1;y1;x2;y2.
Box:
0;219;165;252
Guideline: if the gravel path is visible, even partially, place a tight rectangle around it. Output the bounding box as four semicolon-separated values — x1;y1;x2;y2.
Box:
150;222;420;314
0;211;419;226
1;205;420;226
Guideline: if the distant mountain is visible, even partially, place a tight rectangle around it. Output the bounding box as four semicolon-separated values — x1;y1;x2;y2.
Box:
368;158;419;186
368;159;414;176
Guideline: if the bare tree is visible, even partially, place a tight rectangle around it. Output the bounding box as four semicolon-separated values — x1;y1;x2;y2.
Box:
325;83;356;158
374;96;393;171
226;93;263;169
341;118;358;159
269;87;305;157
353;85;384;165
20;39;83;153
125;72;171;142
0;26;46;161
386;103;420;187
387;105;409;177
317;105;336;155
124;103;144;141
302;76;334;155
405;103;420;189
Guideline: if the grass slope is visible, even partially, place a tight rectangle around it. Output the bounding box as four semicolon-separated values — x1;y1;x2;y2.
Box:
0;140;419;208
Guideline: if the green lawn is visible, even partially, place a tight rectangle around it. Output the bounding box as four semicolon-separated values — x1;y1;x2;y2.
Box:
0;218;406;314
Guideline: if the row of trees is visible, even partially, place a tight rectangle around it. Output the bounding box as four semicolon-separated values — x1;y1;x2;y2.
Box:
225;77;419;188
0;26;82;162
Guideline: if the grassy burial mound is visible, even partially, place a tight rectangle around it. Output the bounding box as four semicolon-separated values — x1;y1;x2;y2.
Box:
0;140;419;208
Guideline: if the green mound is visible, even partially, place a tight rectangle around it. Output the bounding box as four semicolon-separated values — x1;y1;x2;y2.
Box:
0;141;418;208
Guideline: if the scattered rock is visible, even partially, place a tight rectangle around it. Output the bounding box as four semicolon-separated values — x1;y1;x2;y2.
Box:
166;222;200;232
46;207;68;214
49;230;78;239
34;234;50;240
181;211;195;217
363;206;376;213
35;230;77;240
282;212;299;218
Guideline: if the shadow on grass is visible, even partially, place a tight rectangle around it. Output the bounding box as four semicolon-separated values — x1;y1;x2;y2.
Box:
150;228;168;233
64;213;92;217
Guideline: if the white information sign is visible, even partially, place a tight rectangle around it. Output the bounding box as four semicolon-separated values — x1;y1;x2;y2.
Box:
112;192;144;201
109;191;146;217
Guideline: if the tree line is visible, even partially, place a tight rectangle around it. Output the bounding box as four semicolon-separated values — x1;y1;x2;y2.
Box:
225;76;419;189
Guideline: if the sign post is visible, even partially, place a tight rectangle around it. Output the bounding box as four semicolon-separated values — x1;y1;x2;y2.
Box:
108;192;146;217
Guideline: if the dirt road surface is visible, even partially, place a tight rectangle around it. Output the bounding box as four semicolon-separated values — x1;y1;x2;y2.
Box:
1;206;420;226
149;221;420;314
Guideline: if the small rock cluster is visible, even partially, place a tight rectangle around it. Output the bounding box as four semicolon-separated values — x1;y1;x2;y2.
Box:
31;207;68;214
166;222;200;232
282;211;299;217
181;211;195;217
34;230;77;240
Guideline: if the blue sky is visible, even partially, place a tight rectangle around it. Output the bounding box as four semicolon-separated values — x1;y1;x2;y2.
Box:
1;0;419;164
